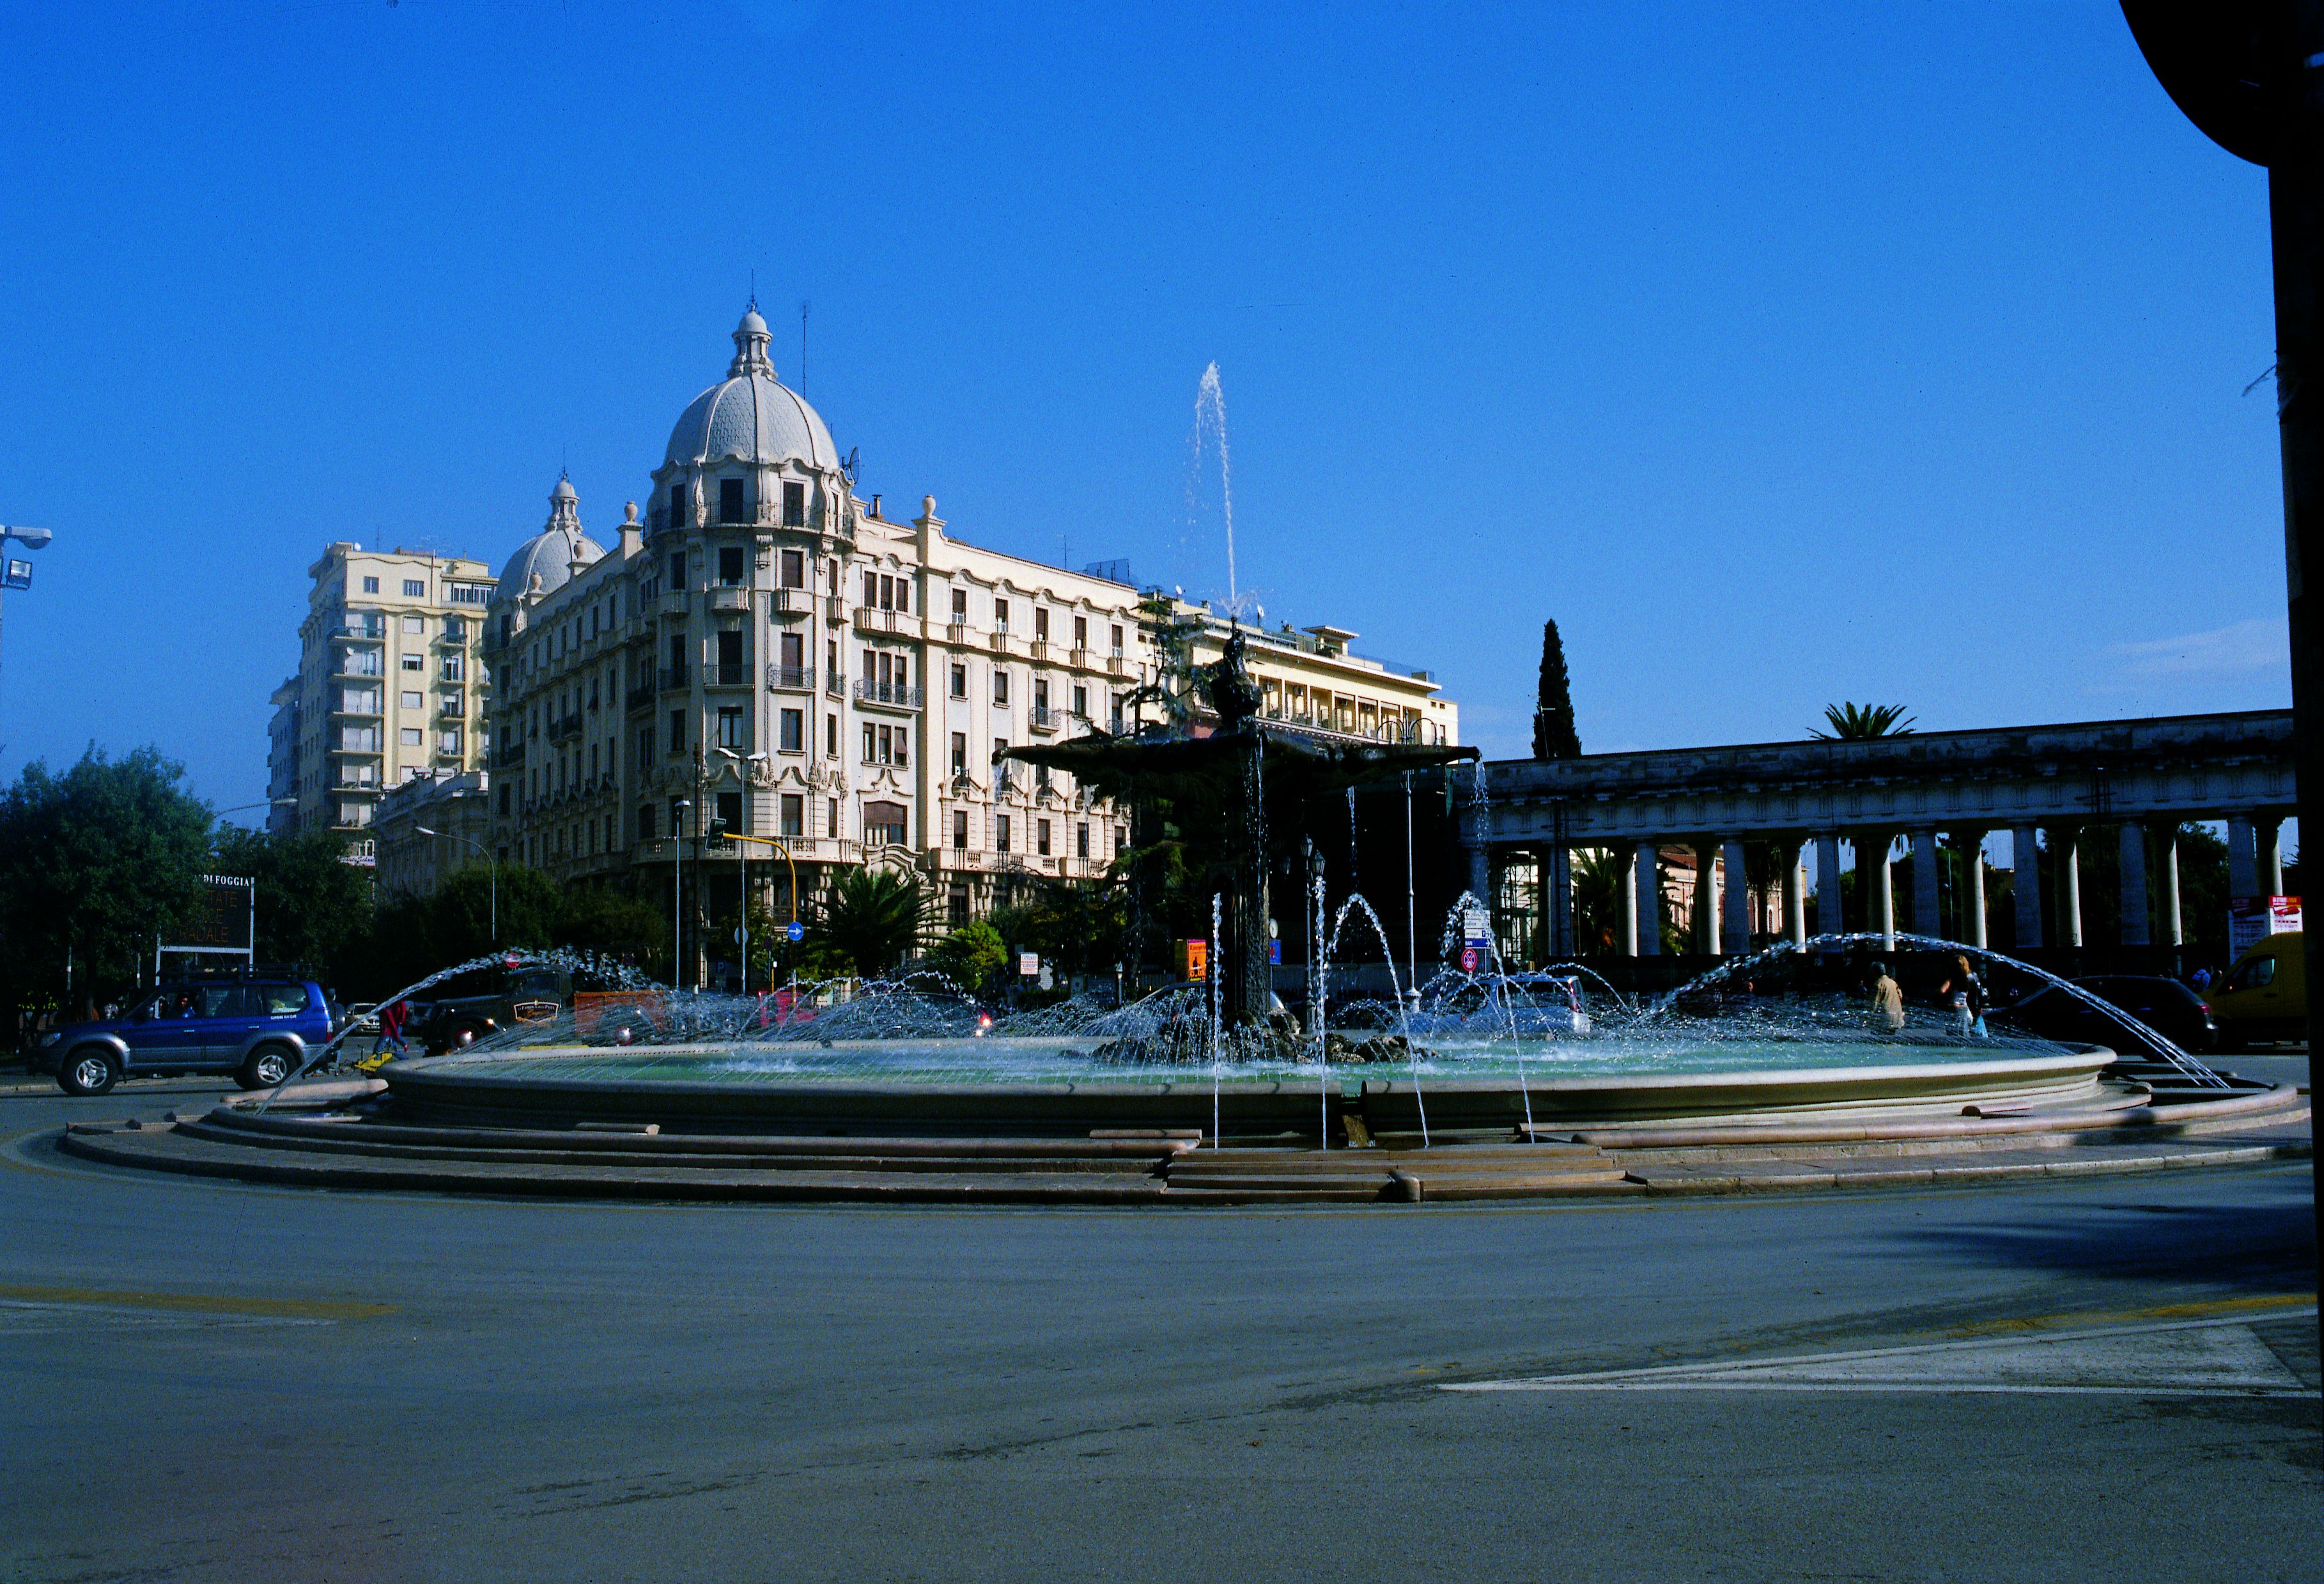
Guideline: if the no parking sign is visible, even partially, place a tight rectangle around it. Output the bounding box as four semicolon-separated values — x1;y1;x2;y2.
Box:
1459;946;1480;973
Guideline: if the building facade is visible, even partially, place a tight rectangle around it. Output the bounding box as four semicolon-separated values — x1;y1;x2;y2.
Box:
481;308;1460;975
372;769;495;900
267;542;496;856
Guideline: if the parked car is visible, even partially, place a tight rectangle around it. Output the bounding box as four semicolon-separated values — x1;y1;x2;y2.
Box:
1995;975;2216;1057
2212;931;2307;1050
405;962;575;1054
29;978;337;1095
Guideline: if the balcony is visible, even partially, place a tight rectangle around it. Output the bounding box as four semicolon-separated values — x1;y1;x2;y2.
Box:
548;712;584;742
330;622;386;642
1029;705;1064;732
853;678;924;710
658;592;690;619
1067;647;1090;670
497;742;527;769
988;631;1011;654
440;695;465;718
1107;654;1129;675
1029;640;1051;662
329;696;383;718
707;662;751;687
766;663;814;691
852;607;908;636
624;680;658;709
825;671;846;698
660;664;691;690
770;589;805;615
332;659;382;680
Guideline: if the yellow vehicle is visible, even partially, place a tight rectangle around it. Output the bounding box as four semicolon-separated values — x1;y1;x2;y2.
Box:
2211;931;2307;1050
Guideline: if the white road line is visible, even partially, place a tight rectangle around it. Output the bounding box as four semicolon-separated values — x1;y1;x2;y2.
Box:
1446;1309;2320;1398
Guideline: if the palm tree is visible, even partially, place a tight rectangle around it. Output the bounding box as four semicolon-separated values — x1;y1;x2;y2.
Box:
809;866;926;977
1809;702;1916;739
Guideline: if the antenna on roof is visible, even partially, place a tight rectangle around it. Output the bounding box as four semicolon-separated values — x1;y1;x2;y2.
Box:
749;266;757;310
800;300;810;392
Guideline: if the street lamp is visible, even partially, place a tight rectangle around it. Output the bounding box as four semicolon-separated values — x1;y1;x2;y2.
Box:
672;798;692;989
713;748;772;993
0;524;54;728
417;824;495;944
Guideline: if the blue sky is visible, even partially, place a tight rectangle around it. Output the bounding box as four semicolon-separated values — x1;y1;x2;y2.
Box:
0;1;2290;814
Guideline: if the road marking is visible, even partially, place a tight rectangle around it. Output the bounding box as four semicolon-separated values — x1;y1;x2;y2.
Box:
1447;1311;2318;1399
0;1282;396;1320
1941;1291;2319;1338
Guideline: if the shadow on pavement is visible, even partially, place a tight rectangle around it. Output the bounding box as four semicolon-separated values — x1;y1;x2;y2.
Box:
1903;1192;2316;1298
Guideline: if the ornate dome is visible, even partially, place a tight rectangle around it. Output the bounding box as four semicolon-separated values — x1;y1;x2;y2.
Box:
495;474;605;604
663;307;837;472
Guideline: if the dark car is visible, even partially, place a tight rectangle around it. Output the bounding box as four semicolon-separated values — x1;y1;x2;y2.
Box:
30;978;337;1095
1995;975;2217;1056
405;961;575;1054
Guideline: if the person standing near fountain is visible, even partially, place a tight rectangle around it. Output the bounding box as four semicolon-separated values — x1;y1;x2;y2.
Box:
1937;955;1985;1038
1867;962;1905;1034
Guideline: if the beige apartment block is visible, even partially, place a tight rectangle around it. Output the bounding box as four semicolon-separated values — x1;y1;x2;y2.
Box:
475;307;1457;978
267;542;495;859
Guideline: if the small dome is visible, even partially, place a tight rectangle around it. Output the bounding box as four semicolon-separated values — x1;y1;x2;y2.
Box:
662;307;837;472
495;475;605;604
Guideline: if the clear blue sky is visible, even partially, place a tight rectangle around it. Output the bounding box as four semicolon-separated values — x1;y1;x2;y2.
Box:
0;1;2290;814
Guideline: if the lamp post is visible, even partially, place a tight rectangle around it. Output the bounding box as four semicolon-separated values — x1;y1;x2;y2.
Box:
0;525;54;729
713;749;772;993
672;798;692;989
416;824;495;945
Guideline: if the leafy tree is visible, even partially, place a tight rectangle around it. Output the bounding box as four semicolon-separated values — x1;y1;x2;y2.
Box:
808;866;924;976
1809;702;1916;739
0;747;213;1018
1531;620;1581;760
990;877;1129;979
557;884;670;970
211;825;374;978
929;919;1008;993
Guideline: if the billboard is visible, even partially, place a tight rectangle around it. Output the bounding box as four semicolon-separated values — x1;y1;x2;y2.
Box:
2228;895;2302;960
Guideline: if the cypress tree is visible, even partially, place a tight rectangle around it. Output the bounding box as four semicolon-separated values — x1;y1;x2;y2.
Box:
1532;620;1581;759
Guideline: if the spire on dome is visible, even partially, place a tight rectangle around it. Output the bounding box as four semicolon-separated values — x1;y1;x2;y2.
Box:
730;303;776;380
547;472;581;528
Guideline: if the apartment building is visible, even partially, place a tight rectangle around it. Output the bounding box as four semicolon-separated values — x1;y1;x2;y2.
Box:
267;542;495;857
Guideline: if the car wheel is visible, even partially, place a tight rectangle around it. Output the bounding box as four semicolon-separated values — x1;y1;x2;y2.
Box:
236;1045;297;1091
58;1049;120;1096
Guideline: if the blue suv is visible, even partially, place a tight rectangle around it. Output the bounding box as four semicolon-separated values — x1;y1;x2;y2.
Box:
31;979;338;1096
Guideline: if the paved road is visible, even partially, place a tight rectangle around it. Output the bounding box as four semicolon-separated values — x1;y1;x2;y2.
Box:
0;1080;2316;1583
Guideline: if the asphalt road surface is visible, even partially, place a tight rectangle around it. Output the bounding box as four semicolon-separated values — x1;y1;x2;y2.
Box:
0;1079;2316;1583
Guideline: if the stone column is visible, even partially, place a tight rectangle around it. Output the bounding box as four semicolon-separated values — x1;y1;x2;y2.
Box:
1620;844;1641;958
1815;833;1843;946
1721;836;1751;955
2158;824;2184;946
1964;832;1988;949
1546;844;1574;960
2059;831;2083;948
2227;811;2258;900
2118;822;2150;947
1634;842;1662;956
1909;828;1941;940
1786;842;1809;949
2012;826;2043;949
2258;815;2284;895
1693;842;1721;955
1873;835;1896;948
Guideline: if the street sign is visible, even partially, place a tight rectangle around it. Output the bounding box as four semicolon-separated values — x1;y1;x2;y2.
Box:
1267;939;1281;965
1459;946;1480;974
1182;939;1207;982
2229;895;2303;958
1019;952;1040;977
786;921;805;942
1;559;28;590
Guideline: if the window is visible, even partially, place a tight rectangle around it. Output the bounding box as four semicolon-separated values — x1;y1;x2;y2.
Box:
1034;679;1049;716
1034;608;1050;642
639;726;655;764
993;670;1011;707
952;809;969;850
779;631;803;672
638;803;655;840
451;583;490;606
362;575;380;593
1115;825;1128;856
826;712;838;755
669;551;685;588
862;571;878;606
403;579;426;597
718;708;747;750
670;488;688;532
993;737;1007;772
861;723;876;762
780;708;803;753
994;597;1010;633
950;663;967;698
896;579;910;615
1072;684;1087;718
949;882;970;924
876;725;893;764
1110;624;1124;654
1077;822;1090;859
1037;819;1051;857
780;548;804;588
438;728;461;753
2229;955;2279;991
719;546;746;585
402;654;422;672
826;560;839;597
401;690;424;711
827;797;839;836
996;814;1012;852
442;654;465;681
879;574;894;610
950;732;967;774
950;588;967;622
780;794;803;836
717;629;744;677
718;479;747;524
445;617;467;642
399;727;423;746
865;800;908;847
717;790;743;835
1073;615;1087;648
782;481;805;527
668;709;685;755
402;615;424;634
499;785;511;816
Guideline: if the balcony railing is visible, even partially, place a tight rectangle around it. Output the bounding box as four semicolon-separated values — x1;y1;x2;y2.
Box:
825;671;846;698
766;663;813;691
548;712;584;742
708;662;750;686
852;607;908;635
624;681;657;709
331;624;387;642
1029;640;1050;661
853;678;923;709
660;664;691;689
1029;705;1064;732
497;743;527;769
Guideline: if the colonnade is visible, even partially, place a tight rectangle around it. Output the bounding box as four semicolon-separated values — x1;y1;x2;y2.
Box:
1489;811;2288;960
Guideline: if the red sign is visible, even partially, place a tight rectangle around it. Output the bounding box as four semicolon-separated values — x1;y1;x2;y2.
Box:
1459;946;1480;974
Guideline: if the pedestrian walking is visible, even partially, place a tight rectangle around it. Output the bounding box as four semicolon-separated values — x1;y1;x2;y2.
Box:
1868;960;1905;1034
1937;953;1985;1038
373;999;409;1058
